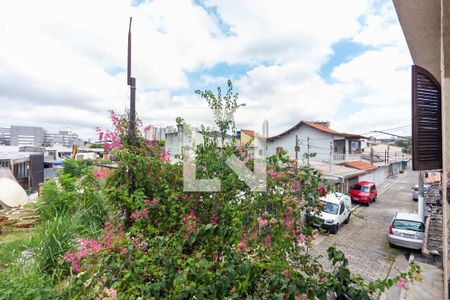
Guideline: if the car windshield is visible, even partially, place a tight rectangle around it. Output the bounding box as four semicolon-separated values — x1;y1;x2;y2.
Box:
392;219;424;232
322;202;339;215
353;185;370;193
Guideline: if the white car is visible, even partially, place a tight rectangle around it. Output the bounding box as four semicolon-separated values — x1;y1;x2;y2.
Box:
388;212;424;250
311;192;352;234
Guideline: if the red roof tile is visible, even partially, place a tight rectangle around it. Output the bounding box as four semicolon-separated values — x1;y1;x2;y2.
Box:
267;121;366;141
336;160;378;171
241;129;255;137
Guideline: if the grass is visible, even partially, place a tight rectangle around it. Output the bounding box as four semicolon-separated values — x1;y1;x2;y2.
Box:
0;228;34;269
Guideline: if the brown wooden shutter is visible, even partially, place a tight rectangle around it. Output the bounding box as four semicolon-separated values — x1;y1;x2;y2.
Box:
412;65;442;170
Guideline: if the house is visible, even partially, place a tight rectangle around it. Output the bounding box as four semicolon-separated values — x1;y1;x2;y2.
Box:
0;151;44;192
305;161;366;193
238;129;256;157
165;127;236;162
266;121;366;163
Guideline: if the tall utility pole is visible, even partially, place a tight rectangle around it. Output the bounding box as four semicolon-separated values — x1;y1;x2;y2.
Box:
370;146;374;165
127;17;137;146
294;135;300;164
307;137;311;166
329;141;333;172
387;144;390;164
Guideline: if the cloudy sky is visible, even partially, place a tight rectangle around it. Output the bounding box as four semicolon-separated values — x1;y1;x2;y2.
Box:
0;0;412;140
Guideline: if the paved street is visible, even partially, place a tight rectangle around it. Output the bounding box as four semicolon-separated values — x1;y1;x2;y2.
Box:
311;170;418;282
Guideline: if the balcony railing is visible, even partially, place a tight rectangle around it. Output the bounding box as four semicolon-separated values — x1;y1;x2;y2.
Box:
332;153;362;162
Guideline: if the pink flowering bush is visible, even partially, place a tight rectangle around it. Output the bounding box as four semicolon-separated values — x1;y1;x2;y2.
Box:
61;82;420;299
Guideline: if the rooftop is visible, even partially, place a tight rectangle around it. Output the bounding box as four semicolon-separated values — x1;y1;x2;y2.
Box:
336;160;378;171
306;161;366;179
267;121;366;141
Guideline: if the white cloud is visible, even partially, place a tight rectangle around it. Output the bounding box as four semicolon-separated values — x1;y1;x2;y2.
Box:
0;0;413;141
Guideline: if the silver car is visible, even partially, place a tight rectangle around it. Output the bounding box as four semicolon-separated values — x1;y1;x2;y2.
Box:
388;212;424;250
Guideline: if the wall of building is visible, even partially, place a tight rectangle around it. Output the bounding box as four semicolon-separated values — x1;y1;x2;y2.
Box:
10;126;44;146
240;131;255;146
266;125;333;161
442;0;450;296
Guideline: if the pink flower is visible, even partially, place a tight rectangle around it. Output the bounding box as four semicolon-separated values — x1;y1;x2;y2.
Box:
151;199;159;206
144;199;151;205
94;171;103;179
183;210;198;240
264;234;272;245
102;287;117;300
295;297;307;300
317;185;327;197
160;150;171;162
294;229;306;242
130;211;141;220
141;208;148;220
267;169;281;180
210;214;218;225
283;268;290;277
122;247;128;253
396;278;408;289
140;242;148;250
239;240;249;252
257;217;268;228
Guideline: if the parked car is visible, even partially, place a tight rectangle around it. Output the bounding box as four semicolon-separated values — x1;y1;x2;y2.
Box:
412;184;431;201
349;181;377;205
310;192;352;234
388;212;424;250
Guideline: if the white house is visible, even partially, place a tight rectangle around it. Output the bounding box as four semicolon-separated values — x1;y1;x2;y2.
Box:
266;121;365;163
165;128;236;162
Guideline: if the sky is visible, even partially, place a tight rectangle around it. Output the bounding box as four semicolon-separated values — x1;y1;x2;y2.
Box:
0;0;413;141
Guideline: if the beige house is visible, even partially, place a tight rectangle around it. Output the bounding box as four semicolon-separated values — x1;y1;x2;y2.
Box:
393;0;450;297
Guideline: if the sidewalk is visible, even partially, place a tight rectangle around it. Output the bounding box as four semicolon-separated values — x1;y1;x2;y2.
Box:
403;260;444;300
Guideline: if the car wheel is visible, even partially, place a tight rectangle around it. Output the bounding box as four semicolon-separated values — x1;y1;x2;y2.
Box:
331;224;339;234
373;195;377;202
388;241;395;248
344;214;350;224
366;200;370;206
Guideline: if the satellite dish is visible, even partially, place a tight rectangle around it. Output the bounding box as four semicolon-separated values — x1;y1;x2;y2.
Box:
0;178;28;209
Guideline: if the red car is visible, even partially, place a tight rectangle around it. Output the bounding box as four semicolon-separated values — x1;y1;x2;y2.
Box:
350;181;377;205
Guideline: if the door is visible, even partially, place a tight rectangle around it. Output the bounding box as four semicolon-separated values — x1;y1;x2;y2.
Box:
338;203;346;224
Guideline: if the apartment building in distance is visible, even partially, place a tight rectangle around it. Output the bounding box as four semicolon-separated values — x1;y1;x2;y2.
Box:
0;126;84;147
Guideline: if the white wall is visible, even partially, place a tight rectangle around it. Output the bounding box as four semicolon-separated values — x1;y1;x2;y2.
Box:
358;168;385;186
266;125;333;161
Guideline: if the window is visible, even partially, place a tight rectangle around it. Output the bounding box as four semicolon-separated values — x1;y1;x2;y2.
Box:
322;202;339;215
412;65;442;170
352;185;370;193
339;204;345;215
392;219;424;232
